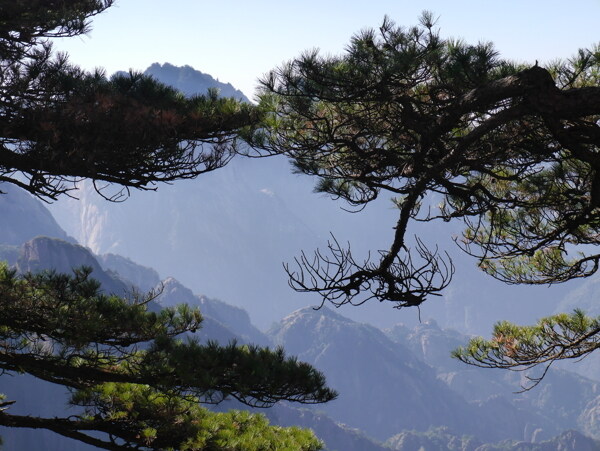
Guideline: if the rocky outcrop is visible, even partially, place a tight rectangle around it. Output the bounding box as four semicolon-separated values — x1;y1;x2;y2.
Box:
155;277;269;346
386;428;600;451
155;276;198;306
268;307;488;441
144;62;250;101
266;404;389;451
16;236;129;295
197;295;269;346
98;253;161;293
578;395;600;440
476;430;600;451
386;427;481;451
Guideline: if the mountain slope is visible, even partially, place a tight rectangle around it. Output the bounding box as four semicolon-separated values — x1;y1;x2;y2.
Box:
269;307;495;441
16;236;130;295
3;178;600;449
0;183;74;246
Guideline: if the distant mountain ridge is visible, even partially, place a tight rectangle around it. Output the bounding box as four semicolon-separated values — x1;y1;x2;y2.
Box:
385;428;600;451
16;236;130;294
144;62;251;101
266;307;600;444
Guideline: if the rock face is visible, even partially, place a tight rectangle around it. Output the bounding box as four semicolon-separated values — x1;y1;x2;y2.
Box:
388;319;600;442
4;63;600;451
144;62;250;101
155;277;269;346
197;295;269;346
265;404;390;451
47;155;341;330
46;62;420;331
156;276;198;306
98;253;161;293
45;62;579;337
0;183;73;246
386;427;482;451
387;319;467;373
579;395;600;440
16;236;129;295
268;307;486;441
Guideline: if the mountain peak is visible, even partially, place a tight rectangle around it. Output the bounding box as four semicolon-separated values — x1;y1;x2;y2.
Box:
143;62;250;102
156;277;197;307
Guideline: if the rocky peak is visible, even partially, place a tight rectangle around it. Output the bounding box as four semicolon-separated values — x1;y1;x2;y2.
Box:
16;236;128;295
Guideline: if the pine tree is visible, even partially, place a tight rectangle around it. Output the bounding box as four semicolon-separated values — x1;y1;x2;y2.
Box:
250;13;600;383
1;0;259;201
0;2;335;448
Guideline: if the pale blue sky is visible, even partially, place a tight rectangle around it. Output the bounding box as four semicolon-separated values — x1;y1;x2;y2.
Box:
54;1;600;99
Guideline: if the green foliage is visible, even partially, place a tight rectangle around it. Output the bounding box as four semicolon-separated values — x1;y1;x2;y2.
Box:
250;13;600;382
1;0;260;201
453;310;600;389
0;2;333;448
0;262;201;350
0;263;334;448
71;383;322;450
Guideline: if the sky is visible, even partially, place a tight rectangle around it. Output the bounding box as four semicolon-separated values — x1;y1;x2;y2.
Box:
53;0;600;100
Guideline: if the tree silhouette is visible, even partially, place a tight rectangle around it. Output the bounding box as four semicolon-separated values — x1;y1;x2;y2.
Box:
0;2;334;448
251;13;600;382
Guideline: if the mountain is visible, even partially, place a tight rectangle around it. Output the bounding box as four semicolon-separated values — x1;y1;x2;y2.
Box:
46;152;338;329
265;304;600;445
154;276;269;346
385;428;600;451
144;62;251;101
0;220;120;449
16;236;130;296
44;62;578;335
265;404;390;451
4;179;600;450
268;306;529;443
385;426;482;451
98;253;161;292
386;319;600;442
0;182;74;246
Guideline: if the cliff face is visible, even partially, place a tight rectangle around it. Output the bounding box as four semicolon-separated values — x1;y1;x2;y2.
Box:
16;236;130;295
268;307;485;441
4;175;600;450
385;428;600;451
98;253;161;293
144;62;250;101
4;63;600;451
154;276;269;346
265;403;389;451
387;319;600;442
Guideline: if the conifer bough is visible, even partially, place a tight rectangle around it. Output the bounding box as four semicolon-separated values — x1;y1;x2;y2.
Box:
1;0;259;201
0;2;333;449
0;265;333;449
251;13;600;383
